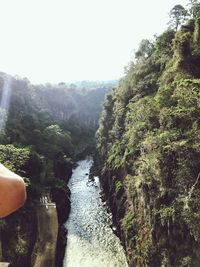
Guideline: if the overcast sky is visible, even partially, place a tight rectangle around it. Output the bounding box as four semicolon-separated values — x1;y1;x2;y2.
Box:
0;0;189;84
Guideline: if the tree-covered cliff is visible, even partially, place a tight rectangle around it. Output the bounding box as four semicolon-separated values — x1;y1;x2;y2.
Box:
96;6;200;267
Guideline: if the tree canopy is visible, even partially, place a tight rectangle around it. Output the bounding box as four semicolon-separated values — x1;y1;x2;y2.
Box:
169;4;188;31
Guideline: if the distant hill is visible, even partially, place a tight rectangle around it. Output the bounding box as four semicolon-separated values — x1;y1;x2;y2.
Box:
64;80;118;91
34;81;117;127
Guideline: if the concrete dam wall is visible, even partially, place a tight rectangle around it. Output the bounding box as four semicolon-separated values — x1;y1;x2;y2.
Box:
32;200;58;267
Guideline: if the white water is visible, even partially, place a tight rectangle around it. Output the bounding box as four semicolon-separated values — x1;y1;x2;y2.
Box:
63;158;128;267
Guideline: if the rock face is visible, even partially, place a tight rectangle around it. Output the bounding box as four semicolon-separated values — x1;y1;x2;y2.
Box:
96;19;200;267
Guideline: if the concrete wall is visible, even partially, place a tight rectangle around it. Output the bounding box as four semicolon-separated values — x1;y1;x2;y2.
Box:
32;202;58;267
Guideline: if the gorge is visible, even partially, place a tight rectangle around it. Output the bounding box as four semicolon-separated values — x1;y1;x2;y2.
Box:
1;2;200;267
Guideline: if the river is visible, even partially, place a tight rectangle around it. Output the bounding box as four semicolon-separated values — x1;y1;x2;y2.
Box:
63;158;128;267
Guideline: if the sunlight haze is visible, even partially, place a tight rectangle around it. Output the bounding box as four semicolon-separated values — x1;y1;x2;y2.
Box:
0;0;189;84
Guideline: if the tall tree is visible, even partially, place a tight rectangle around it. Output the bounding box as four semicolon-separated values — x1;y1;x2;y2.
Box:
169;4;188;31
135;39;154;59
188;0;200;18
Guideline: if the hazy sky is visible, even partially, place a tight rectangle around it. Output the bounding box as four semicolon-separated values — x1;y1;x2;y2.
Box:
0;0;188;84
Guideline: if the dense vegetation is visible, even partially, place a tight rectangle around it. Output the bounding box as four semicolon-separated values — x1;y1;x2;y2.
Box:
96;2;200;266
0;75;114;266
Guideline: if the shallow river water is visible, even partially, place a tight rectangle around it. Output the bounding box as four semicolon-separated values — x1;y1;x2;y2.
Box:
63;158;128;267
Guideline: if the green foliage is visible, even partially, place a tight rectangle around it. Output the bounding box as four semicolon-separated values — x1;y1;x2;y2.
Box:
0;144;30;175
154;29;175;67
193;19;200;53
135;39;154;59
188;0;200;19
115;180;123;193
96;13;200;267
180;256;192;267
43;124;73;157
122;211;136;239
153;205;176;226
107;141;125;169
169;5;188;31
